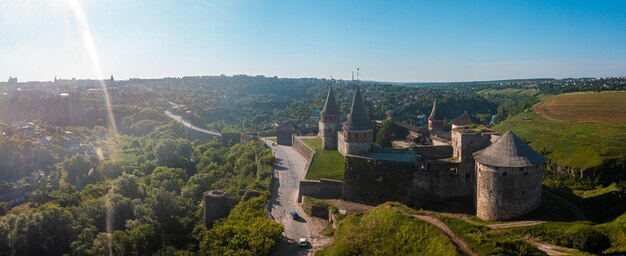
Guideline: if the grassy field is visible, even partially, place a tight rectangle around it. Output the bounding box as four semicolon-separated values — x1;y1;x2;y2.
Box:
534;91;626;123
509;213;626;254
302;138;345;181
317;203;458;256
494;93;626;170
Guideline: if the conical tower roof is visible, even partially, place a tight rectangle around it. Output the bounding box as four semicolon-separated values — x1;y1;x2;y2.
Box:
428;99;445;120
320;86;340;116
343;86;373;131
475;131;546;167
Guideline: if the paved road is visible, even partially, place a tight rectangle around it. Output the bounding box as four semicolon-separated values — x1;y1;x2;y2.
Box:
265;140;311;256
164;111;221;136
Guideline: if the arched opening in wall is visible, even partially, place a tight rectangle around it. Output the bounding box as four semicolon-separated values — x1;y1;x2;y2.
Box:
522;191;525;195
523;172;528;176
502;172;508;176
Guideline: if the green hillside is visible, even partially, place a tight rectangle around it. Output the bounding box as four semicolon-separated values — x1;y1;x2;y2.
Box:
494;111;626;170
317;204;458;256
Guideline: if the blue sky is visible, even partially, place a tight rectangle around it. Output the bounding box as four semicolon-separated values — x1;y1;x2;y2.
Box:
1;0;625;82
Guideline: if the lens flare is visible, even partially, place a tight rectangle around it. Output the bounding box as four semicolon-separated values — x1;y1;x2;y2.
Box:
67;0;117;134
67;1;117;255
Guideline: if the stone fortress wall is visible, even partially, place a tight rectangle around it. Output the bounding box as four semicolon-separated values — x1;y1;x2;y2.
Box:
292;136;315;163
342;155;415;205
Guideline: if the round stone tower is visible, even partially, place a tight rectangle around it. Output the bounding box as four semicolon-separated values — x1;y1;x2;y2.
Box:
319;86;340;150
340;85;373;155
474;131;546;221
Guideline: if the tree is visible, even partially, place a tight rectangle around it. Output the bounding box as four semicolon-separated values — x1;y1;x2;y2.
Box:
61;154;93;185
97;160;122;179
0;202;7;216
375;119;396;148
572;227;611;253
153;138;193;169
110;173;143;199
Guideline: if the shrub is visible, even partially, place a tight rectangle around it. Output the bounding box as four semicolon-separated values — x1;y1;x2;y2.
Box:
572;227;611;253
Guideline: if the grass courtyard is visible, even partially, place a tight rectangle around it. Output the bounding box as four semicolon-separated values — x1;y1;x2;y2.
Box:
301;138;345;181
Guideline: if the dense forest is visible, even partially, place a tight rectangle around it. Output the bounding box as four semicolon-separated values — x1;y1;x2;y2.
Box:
0;103;281;255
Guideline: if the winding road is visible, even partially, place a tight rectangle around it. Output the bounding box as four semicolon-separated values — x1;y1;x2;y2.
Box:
264;140;312;256
164;110;221;136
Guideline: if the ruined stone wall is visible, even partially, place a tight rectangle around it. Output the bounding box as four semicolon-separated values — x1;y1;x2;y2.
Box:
413;145;453;159
203;191;238;228
476;163;543;221
342;155;414;205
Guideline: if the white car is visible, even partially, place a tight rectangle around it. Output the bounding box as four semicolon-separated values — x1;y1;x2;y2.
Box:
298;238;308;247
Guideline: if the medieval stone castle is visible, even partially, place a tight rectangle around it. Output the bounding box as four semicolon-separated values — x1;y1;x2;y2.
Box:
311;85;546;221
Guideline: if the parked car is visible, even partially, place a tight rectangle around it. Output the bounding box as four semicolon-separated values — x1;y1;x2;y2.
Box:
298;238;308;247
290;211;299;220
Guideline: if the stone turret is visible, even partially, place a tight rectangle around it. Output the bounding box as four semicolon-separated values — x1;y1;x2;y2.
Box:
319;86;340;149
428;99;445;131
474;131;546;221
339;86;373;155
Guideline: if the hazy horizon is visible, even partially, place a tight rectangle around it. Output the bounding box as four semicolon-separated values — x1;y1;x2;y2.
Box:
1;0;626;82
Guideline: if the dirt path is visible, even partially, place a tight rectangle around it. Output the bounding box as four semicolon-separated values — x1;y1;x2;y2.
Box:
528;240;578;256
411;215;477;256
487;221;546;229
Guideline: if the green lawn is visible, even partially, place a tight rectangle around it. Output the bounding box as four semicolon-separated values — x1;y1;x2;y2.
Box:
494;111;626;170
301;138;345;181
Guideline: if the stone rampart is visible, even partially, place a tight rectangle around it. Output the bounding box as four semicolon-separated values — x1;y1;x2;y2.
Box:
413;145;453;159
342;155;414;205
298;179;343;202
293;136;315;162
